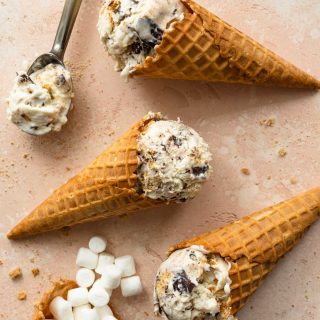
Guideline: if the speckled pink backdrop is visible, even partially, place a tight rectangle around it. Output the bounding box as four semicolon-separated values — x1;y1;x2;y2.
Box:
0;0;320;319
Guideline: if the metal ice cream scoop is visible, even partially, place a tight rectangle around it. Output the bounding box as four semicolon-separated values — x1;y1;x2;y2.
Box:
27;0;82;75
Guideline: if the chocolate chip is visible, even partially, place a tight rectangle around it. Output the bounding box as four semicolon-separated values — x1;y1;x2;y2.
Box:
172;270;195;294
149;21;163;42
18;74;32;84
192;165;209;176
131;41;143;54
169;135;182;147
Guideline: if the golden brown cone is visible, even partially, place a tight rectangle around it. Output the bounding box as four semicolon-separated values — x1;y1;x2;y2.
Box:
169;188;320;315
8;113;165;239
32;279;121;320
132;0;320;89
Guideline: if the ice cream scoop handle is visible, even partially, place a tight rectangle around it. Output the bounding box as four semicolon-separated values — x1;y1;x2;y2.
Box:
51;0;82;59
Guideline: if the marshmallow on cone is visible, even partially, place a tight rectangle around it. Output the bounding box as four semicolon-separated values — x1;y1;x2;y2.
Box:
32;280;120;320
8;114;164;239
132;0;320;89
168;188;320;315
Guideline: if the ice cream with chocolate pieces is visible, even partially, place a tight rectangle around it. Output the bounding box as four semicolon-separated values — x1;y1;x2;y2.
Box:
98;0;185;79
154;246;236;320
137;116;212;202
7;63;73;135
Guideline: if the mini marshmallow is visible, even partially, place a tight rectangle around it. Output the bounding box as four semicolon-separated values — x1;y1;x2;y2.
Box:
88;286;110;307
73;304;91;320
76;248;98;269
94;305;114;319
76;268;96;288
101;265;122;289
95;253;115;275
120;276;143;297
89;236;107;253
67;287;89;307
115;255;136;277
75;309;99;320
92;279;113;296
49;296;74;320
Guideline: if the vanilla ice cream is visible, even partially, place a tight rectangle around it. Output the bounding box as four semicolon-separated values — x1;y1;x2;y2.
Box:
7;63;73;135
98;0;185;79
154;246;236;320
137;117;212;202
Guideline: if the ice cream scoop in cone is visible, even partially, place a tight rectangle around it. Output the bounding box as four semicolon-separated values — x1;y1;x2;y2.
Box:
154;188;320;319
98;0;320;88
8;112;212;239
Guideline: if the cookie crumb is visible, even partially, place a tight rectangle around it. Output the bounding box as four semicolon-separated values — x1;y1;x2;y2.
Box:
267;176;272;180
32;268;40;277
0;260;3;266
279;148;287;157
65;166;71;171
108;130;115;137
9;267;22;280
17;291;27;300
241;168;250;175
290;176;297;185
260;118;275;127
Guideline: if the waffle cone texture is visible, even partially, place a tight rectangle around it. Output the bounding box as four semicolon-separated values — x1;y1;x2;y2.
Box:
169;188;320;315
32;280;120;320
8;114;166;239
132;0;320;88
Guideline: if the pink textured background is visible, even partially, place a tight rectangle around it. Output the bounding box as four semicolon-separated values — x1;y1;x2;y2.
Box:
0;0;320;319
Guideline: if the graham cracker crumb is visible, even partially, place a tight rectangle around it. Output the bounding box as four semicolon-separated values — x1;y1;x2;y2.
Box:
241;168;250;175
32;268;40;277
290;176;297;185
66;166;71;171
267;176;272;180
279;148;287;157
9;267;22;280
108;130;115;137
17;291;27;300
260;118;275;127
0;260;3;266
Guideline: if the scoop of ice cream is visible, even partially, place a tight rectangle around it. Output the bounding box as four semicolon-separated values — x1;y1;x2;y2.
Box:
154;246;234;320
137;118;212;202
98;0;184;79
7;63;73;135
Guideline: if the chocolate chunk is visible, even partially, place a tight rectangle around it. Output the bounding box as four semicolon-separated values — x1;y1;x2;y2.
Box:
169;135;182;147
192;165;209;176
149;20;163;42
172;270;195;294
18;74;32;84
56;74;66;86
131;41;143;54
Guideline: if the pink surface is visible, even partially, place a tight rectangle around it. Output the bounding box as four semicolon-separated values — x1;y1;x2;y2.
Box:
0;0;320;319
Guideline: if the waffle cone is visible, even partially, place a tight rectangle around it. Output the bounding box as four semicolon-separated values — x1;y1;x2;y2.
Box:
169;188;320;315
8;114;165;239
132;0;320;89
32;279;120;320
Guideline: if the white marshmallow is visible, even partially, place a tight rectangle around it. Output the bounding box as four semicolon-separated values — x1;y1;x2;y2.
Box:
67;287;89;307
89;236;107;253
100;265;122;289
49;296;74;320
120;276;143;297
76;268;96;288
75;309;99;320
95;253;115;275
94;305;114;319
114;255;136;277
76;248;98;269
92;279;113;296
88;286;110;307
73;304;91;320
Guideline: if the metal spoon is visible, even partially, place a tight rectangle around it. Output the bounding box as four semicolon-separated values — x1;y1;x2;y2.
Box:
27;0;82;75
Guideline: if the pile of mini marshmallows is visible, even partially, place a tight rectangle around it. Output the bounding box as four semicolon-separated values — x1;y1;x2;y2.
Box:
49;236;143;320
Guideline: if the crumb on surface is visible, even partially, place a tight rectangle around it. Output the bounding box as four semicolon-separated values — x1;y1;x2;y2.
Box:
0;260;3;265
17;291;27;300
260;118;275;127
290;176;297;185
279;148;287;157
9;267;22;279
241;168;250;175
32;268;40;277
